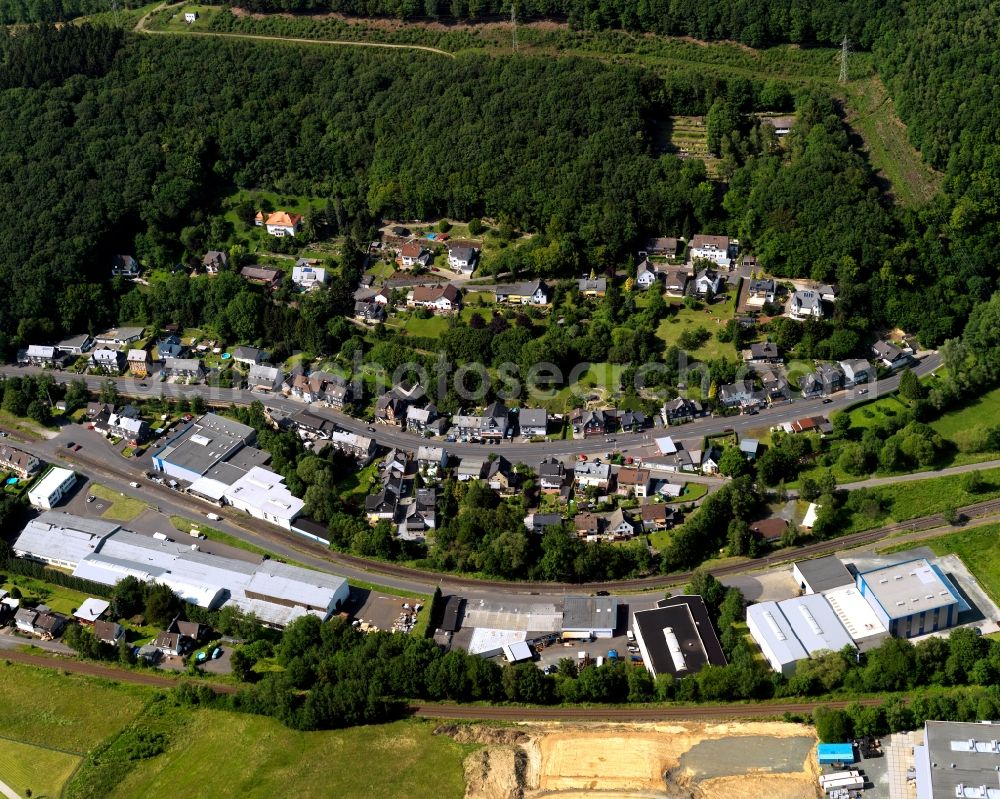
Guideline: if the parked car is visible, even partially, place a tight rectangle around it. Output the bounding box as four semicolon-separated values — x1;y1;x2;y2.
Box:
822;398;833;404
211;647;222;659
73;444;81;451
66;441;75;448
86;495;95;503
129;481;140;488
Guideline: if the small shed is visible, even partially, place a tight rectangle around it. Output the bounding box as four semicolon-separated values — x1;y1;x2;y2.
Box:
817;743;855;765
501;641;533;664
73;598;110;625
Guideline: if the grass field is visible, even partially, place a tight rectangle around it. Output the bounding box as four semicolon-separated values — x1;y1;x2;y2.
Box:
843;77;942;206
400;313;451;338
106;712;475;799
90;483;150;522
0;737;82;799
0;661;149;752
931;384;1000;442
656;294;738;362
926;523;1000;605
1;575;96;616
666;116;720;177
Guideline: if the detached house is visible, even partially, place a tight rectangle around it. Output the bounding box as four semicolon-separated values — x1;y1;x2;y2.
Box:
15;607;66;640
201;250;228;274
789;290;823;320
248;364;283;392
93;620;126;646
494;280;550;305
232;346;266;366
538;457;567;492
517;408;548;438
636;259;661;289
127;349;150;377
479;401;509;442
664;269;690;297
643;236;681;258
719;380;762;409
447;245;477;273
572;409;611;438
163;358;204;380
292;263;327;290
240;266;282;289
256;210;302;237
406;404;439;434
616;467;651;498
800;363;844;397
0;445;40;478
743;342;780;363
746;278;776;307
354;299;386;324
689;234;735;268
111;254;139;278
376;383;423;425
399;241;430;269
662;396;703;425
605;508;636;538
94;326;143;349
407;284;461;313
89;348;124;374
577;277;607;297
22;345;56;366
693;268;725;297
839;359;872;385
872;340;910;370
575;461;611;491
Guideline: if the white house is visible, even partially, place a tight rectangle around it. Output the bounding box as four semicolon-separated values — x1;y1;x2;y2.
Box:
872;340;910;370
693;269;724;297
839;359;872;385
248;364;283;391
689;234;734;268
256;211;302;237
407;284;461;313
183;10;198;22
447;245;477;273
399;241;430;269
635;259;660;288
494;280;550;305
27;467;76;510
292;264;327;290
788;290;823;320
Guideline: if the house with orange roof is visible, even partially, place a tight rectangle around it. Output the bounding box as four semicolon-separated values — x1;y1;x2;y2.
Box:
255;210;302;237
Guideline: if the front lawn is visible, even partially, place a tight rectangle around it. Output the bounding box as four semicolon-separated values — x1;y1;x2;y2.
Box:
1;575;96;616
89;483;151;522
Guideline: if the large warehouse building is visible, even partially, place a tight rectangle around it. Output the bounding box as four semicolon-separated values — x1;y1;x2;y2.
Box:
14;512;348;627
632;596;727;679
561;595;618;639
913;720;1000;799
747;593;856;676
151;413;256;483
856;558;965;638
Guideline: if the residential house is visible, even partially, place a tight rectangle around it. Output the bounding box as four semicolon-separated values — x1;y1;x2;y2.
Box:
407;284;461;313
288;372;324;404
15;607;66;639
327;430;375;461
789;290;823;320
719;380;761;408
749;518;788;544
479;400;509;442
538;457;567;493
255;211;302;237
94;326;143;349
93;620;126;646
111;254;139;278
127;349;150;377
447;245;477;273
455;456;486;481
162;358;204;380
168;618;205;642
783;415;833;435
97;412;149;445
761;114;796;136
22;345;56;366
662;396;703;425
486;456;516;495
605;507;636;538
643;236;681;258
240;265;282;288
56;333;92;355
322;379;352;409
740;438;760;459
839;359;872;385
406;404;439;434
289;409;337;440
872;340;910;370
292;263;327;290
364;486;399;524
156;334;185;359
575;512;602;539
376;383;423;424
518;408;548;438
615;409;647;433
73;598;109;625
816;283;838;303
524;512;563;534
89;348;124;374
756;365;789;403
664;269;689;296
701;447;721;475
616;467;651;498
572;409;611;439
743;342;780;363
799;364;843;397
153;631;192;657
399;241;430;269
636;259;661;289
577;277;607;297
574;461;611;491
450;414;482;441
689;235;734;268
232;346;266;366
354;299;386;324
693;268;724;297
0;445;40;478
248;364;283;392
494;280;550;305
201;250;228;273
746;278;776;307
416;445;447;481
399;489;437;540
638;504;671;532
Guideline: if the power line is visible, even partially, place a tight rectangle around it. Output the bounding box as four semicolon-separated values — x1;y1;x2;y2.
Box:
839;35;851;84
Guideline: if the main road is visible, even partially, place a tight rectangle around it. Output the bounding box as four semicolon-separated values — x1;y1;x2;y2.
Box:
7;351;941;464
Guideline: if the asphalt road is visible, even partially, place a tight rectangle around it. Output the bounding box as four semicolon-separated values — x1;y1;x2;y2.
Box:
7;351;940;464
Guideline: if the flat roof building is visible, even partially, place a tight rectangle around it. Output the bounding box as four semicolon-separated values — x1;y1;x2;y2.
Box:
823;584;889;649
502;641;534;663
561;595;618;639
223;467;304;530
151;413;256;483
792;555;854;594
632;595;727;679
856;558;964;638
13;512;120;568
747;594;855;676
914;720;1000;799
27;467;77;510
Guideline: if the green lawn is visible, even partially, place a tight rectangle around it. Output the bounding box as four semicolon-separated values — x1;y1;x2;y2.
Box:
932;384;1000;443
148;4;224;31
0;661;149;752
668;482;709;503
337;461;379;503
90;483;151;522
1;575;97;617
655;293;738;362
106;713;476;799
0;738;82;799
402;313;451;338
845;393;914;430
926;523;1000;605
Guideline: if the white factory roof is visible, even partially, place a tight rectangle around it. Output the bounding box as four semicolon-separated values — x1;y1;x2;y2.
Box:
187;476;230;501
224;467;304;523
245;561;347;609
824;584;888;641
13;512;119;564
749;594;855;668
858;558;961;620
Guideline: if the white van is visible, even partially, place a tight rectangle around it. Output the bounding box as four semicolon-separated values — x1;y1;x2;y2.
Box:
206;513;221;521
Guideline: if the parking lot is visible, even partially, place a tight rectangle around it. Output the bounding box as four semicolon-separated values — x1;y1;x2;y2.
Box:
345;589;422;634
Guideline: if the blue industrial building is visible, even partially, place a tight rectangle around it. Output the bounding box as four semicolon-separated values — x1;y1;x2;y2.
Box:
856;558;967;638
